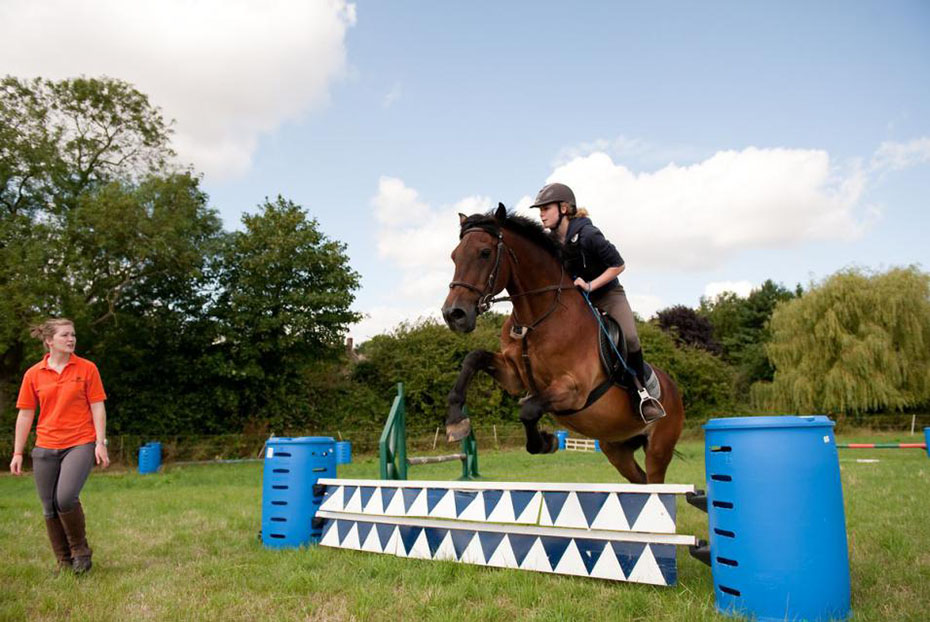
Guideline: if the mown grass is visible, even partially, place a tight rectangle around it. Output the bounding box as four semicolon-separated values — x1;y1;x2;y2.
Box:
1;432;928;622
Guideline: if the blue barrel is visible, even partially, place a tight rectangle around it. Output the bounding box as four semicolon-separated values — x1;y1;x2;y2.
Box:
594;439;601;452
555;430;568;450
335;440;352;464
925;427;929;458
261;436;335;548
138;442;161;474
704;416;850;622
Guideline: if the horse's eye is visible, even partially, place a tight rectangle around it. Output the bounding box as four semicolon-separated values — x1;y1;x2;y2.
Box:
480;248;492;259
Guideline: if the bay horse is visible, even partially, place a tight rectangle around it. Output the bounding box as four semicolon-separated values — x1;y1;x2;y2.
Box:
441;204;685;484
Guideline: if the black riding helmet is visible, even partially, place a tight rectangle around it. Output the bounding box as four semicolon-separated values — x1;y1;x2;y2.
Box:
530;182;576;214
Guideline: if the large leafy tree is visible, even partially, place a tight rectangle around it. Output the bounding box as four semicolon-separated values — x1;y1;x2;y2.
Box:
354;314;512;430
656;304;721;354
753;267;930;414
212;197;362;430
0;76;189;418
699;279;797;395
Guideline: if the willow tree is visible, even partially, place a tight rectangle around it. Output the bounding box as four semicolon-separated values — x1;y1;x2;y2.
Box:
752;267;930;414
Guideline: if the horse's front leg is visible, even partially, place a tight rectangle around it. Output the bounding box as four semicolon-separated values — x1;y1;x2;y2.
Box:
446;349;522;441
521;376;582;455
519;394;559;454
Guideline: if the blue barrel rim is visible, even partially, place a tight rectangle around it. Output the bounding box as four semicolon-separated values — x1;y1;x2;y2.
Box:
266;436;335;445
704;415;835;430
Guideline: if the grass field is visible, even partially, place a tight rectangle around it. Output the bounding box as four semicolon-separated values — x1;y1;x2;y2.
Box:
1;432;928;622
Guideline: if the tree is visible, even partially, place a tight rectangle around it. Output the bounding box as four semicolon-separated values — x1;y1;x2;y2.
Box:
0;76;183;418
1;76;173;216
752;267;930;414
655;304;721;354
638;322;734;421
212;197;361;430
700;279;797;395
354;314;513;430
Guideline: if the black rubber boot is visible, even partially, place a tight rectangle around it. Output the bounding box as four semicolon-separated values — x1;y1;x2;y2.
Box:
627;349;666;423
58;501;93;574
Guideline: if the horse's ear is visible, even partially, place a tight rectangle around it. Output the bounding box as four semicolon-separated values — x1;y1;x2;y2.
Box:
495;202;507;220
458;213;467;225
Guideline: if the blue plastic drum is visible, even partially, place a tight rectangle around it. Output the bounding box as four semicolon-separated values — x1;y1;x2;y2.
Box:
335;440;352;464
925;427;929;458
261;436;335;548
704;416;850;622
138;441;161;474
555;430;568;450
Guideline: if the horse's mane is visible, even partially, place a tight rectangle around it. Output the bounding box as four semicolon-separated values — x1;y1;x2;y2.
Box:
461;207;562;258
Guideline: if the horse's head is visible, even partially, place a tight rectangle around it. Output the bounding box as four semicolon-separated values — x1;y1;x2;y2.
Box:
442;204;511;333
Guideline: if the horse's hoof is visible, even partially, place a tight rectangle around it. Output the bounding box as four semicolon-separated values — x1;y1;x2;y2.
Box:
446;418;471;442
540;431;559;454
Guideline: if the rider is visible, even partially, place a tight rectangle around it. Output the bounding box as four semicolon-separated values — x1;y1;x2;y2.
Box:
530;182;665;423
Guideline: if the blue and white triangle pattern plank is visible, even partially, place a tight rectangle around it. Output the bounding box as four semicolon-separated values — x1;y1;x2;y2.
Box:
538;491;677;533
318;482;678;533
317;517;677;585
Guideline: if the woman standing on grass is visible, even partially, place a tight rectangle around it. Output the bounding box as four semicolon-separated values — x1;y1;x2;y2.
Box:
9;318;109;574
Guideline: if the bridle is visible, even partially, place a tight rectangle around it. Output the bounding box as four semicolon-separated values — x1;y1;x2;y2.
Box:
448;224;571;330
448;226;509;313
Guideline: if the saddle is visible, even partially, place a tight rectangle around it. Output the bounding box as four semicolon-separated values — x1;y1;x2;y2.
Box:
596;312;662;400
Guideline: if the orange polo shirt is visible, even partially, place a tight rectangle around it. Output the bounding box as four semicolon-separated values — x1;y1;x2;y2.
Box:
16;353;106;449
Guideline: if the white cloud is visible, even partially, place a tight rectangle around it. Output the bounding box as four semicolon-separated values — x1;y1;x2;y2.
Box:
383;82;402;108
554;135;705;169
870;137;930;172
544;147;871;270
0;0;356;180
372;176;431;224
350;180;494;341
350;305;442;343
356;142;883;340
703;280;755;300
627;293;664;320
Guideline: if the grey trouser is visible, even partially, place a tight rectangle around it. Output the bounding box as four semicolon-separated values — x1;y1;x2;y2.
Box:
31;443;95;517
592;286;641;353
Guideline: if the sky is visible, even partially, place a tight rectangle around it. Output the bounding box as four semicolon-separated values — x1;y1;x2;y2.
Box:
3;1;929;343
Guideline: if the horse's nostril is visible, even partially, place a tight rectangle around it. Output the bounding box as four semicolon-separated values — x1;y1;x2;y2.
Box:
449;308;466;321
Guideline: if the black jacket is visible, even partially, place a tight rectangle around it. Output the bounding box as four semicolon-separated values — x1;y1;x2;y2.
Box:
561;217;624;295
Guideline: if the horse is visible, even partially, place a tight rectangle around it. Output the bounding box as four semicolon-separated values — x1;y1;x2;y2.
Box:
441;204;685;484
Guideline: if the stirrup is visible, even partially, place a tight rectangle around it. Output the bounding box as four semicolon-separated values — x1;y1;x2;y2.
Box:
637;387;666;424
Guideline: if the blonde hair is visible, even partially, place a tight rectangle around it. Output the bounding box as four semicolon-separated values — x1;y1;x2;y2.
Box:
562;202;589;219
30;318;74;351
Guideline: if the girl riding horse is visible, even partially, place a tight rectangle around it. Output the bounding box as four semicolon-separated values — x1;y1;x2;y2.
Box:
442;202;685;484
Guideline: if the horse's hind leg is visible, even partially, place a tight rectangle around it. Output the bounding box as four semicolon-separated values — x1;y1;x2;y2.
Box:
601;439;647;484
644;420;681;484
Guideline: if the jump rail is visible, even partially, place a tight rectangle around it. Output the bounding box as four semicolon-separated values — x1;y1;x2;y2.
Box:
312;478;698;586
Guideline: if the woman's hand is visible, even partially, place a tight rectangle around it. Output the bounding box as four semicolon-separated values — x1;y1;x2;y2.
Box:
573;277;592;292
95;444;110;469
10;454;23;475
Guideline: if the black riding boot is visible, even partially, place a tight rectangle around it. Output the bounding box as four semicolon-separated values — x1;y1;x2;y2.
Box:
627;349;666;423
